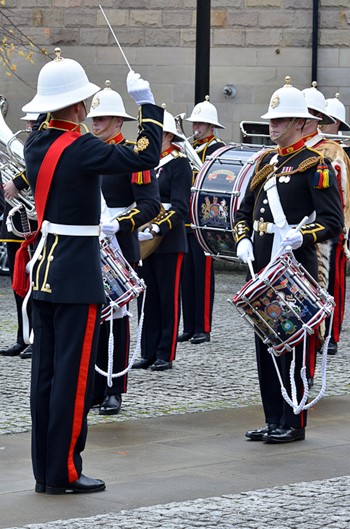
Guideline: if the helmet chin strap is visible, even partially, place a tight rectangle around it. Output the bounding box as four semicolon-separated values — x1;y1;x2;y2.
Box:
270;117;296;143
194;123;211;140
94;116;117;137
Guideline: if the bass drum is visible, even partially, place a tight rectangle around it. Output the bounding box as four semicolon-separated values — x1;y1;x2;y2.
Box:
190;143;266;261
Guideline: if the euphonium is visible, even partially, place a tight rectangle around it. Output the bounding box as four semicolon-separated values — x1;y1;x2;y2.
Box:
174;113;203;171
0;95;37;221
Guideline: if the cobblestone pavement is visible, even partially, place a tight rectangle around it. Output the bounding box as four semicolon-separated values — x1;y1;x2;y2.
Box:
1;266;350;529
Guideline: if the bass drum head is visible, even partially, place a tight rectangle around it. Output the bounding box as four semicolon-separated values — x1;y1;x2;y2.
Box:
190;143;266;261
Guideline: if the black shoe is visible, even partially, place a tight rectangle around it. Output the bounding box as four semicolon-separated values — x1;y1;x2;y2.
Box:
190;332;210;344
132;358;153;369
245;423;278;441
0;342;26;356
99;394;122;415
263;426;305;444
150;359;172;371
327;341;338;355
35;482;46;493
19;344;33;359
177;332;193;343
46;474;106;495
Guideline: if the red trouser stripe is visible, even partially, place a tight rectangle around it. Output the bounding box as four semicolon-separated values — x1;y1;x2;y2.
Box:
333;242;346;343
170;253;184;361
67;304;98;482
203;255;212;333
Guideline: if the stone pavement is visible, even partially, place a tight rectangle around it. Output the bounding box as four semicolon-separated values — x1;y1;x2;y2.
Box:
0;265;350;529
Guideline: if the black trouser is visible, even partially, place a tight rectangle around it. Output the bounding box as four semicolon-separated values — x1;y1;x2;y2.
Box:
7;242;32;345
180;233;214;335
31;300;101;487
139;252;183;363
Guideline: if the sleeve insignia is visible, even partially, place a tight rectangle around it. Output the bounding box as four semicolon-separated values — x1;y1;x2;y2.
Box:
134;137;150;153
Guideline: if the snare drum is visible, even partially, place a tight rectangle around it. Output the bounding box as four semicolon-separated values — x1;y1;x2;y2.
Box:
190;143;265;261
231;253;334;356
100;237;146;323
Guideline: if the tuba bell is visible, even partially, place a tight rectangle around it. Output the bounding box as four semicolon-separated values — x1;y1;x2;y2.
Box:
0;95;37;221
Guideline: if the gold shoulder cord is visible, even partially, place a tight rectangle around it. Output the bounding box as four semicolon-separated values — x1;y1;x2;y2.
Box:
250;151;320;191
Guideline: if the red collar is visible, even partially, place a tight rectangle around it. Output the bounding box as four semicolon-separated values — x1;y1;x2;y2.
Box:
278;138;305;156
48;119;81;132
106;132;124;145
302;131;318;143
192;134;215;146
161;144;181;158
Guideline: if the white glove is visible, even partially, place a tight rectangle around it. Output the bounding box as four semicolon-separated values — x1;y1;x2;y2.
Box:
281;228;303;251
101;219;120;236
127;70;155;106
138;231;153;241
236;238;255;264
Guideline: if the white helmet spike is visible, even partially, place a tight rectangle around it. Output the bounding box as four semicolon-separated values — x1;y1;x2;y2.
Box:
186;95;225;129
302;81;335;125
22;48;100;113
261;76;320;121
87;80;136;121
325;93;350;131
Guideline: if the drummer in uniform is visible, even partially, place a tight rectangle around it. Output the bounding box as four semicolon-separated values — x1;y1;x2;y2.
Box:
87;81;161;414
178;97;225;345
233;77;343;444
301;84;350;357
17;49;164;494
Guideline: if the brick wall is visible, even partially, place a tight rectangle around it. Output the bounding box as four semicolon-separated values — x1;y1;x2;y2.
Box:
1;0;350;144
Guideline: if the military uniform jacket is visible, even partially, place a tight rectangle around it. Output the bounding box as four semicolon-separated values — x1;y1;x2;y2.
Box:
101;133;160;263
234;143;344;278
24;104;163;304
153;147;192;254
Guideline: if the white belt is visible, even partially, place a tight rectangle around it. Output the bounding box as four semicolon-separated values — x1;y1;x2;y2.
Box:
162;202;172;211
253;220;278;234
46;223;100;236
21;220;100;344
108;202;136;217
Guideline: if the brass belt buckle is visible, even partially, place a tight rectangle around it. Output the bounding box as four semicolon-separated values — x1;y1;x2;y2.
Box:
258;221;267;233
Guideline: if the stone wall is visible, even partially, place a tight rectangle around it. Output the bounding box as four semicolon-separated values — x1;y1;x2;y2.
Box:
1;0;350;144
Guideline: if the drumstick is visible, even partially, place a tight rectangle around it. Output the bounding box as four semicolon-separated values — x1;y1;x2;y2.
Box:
99;5;132;71
247;258;256;280
270;215;309;264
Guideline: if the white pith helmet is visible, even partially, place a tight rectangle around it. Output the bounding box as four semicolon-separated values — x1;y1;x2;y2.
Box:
186;95;225;129
22;48;100;113
162;106;185;142
302;81;335;125
261;76;320;121
20;112;40;121
87;80;136;121
325;93;350;131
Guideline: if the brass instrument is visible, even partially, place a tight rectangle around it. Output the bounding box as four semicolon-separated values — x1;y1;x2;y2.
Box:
138;205;168;260
0;95;37;221
174;113;203;171
240;120;270;139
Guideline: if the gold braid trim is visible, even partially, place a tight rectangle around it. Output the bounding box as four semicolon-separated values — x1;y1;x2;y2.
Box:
297;156;320;172
250;163;276;191
250;154;321;191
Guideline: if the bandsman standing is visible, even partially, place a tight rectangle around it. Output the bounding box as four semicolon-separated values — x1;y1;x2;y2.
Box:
234;77;343;444
178;96;225;345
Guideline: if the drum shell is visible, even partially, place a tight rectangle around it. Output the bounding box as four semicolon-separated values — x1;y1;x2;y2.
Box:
190;143;265;261
231;254;334;355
